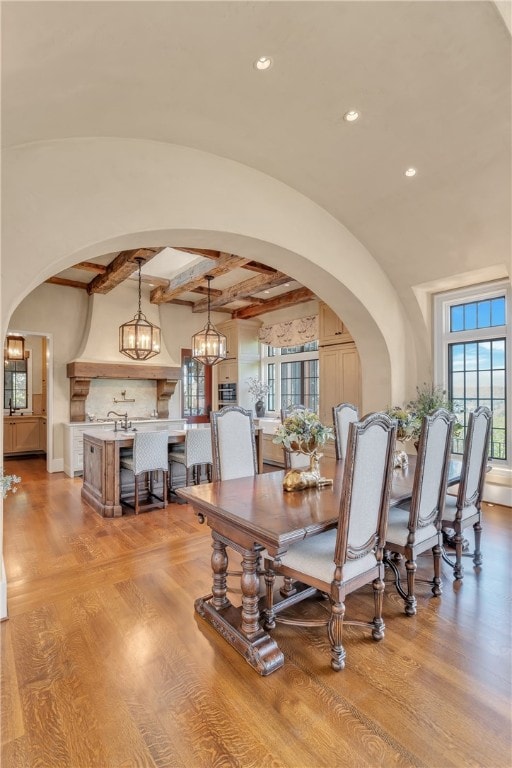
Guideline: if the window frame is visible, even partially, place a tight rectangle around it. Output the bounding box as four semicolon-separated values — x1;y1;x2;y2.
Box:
433;281;510;467
259;341;319;415
3;348;33;415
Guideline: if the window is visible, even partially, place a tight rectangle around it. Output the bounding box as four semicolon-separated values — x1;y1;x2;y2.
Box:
261;341;319;413
4;358;28;410
435;283;510;463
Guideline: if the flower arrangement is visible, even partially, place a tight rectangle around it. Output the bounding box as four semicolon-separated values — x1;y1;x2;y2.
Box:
385;406;416;443
273;408;334;454
246;377;270;403
406;383;463;441
1;472;21;499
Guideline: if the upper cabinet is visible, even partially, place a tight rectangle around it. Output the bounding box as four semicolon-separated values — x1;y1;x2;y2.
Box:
319;302;353;346
215;319;261;410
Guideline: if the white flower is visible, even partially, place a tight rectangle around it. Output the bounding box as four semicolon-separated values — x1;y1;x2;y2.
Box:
246;377;270;402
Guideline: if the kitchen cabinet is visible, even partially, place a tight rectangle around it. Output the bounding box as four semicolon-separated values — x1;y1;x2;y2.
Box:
318;301;353;346
319;343;361;426
3;416;46;455
214;319;261;410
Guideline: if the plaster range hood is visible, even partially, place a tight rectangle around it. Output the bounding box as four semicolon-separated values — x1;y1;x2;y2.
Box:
67;286;181;422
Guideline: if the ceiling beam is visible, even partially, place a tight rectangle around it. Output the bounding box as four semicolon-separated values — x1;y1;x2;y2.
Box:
150;253;250;304
233;288;316;319
241;261;280;275
72;261;108;274
45;277;89;290
172;247;223;260
87;248;162;295
192;271;291;312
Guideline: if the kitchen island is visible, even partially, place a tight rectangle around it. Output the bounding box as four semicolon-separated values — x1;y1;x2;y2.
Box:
81;428;185;517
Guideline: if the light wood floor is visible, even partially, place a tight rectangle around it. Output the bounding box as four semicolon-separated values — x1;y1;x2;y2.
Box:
1;456;511;768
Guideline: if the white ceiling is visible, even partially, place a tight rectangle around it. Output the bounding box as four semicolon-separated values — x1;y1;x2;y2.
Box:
2;1;511;301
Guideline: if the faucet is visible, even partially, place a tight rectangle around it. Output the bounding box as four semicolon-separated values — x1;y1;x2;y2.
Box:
107;410;129;430
8;398;14;416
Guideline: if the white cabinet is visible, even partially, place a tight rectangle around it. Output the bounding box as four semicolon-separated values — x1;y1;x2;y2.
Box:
64;419;185;476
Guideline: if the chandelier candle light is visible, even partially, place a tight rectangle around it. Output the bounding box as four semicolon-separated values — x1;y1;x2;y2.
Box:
119;258;161;360
192;275;227;366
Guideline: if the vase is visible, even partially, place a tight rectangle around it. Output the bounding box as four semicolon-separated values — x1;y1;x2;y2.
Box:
282;450;333;492
255;400;266;417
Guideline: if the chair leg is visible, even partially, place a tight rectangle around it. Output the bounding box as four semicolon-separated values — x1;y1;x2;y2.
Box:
371;576;385;640
404;557;417;616
473;520;482;567
328;599;346;671
453;528;465;581
432;543;443;596
134;473;140;514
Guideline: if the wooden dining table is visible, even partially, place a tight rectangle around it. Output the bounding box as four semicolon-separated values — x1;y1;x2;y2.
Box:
177;454;463;675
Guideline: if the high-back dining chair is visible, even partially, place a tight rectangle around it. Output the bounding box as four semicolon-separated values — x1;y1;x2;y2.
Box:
332;402;359;460
210;406;258;481
169;427;213;490
120;430;169;513
441;405;492;581
384;408;455;615
264;411;396;672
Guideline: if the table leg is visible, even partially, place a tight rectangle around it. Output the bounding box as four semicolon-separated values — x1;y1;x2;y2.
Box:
211;534;230;610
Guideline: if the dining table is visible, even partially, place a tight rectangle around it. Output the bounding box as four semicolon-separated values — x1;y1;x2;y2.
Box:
177;454;463;675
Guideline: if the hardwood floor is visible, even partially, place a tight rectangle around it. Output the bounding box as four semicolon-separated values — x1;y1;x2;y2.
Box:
1;456;511;768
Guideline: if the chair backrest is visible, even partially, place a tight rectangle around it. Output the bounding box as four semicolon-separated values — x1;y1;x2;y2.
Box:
408;408;455;532
184;427;213;468
332;402;359;460
132;431;170;475
456;406;492;513
210;406;258;481
334;412;396;573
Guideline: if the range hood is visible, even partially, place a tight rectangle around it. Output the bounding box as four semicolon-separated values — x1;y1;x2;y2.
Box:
67;284;181;422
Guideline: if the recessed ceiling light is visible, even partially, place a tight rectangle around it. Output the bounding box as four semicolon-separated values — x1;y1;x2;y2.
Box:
404;167;417;177
284;283;290;287
264;289;270;294
254;56;272;71
343;110;360;122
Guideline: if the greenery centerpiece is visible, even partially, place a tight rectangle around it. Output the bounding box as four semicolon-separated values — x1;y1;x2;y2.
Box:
246;377;270;417
273;408;334;491
405;383;462;446
1;472;21;499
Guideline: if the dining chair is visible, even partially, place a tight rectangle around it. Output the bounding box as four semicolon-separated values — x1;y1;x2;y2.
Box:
384;408;455;615
169;427;213;491
441;405;492;581
332;402;359;460
264;411;396;672
210;405;258;481
120;430;169;513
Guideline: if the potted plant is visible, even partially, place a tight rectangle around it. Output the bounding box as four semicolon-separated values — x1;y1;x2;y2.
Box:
1;471;21;499
246;377;270;417
405;382;463;448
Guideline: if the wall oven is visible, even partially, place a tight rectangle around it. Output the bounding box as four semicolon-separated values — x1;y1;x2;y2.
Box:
218;382;237;405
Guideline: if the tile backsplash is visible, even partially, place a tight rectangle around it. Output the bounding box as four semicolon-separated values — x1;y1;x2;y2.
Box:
85;379;158;420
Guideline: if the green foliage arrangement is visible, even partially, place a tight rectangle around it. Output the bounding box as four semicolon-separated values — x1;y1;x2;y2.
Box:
388;382;463;442
273;408;334;454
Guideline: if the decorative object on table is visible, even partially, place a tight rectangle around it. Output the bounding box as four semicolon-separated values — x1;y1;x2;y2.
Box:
273;408;334;491
119;257;161;360
191;275;227;366
405;383;463;451
385;406;414;468
1;472;21;498
246;377;270;417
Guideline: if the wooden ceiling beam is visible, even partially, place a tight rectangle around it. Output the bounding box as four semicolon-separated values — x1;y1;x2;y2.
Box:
192;271;291;313
233;288;316;319
190;285;223;297
241;261;280;275
87;248;162;295
172;247;223;259
150;253;250;304
72;261;108;274
45;277;89;290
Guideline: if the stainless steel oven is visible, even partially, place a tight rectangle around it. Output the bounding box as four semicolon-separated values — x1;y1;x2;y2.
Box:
218;382;237;405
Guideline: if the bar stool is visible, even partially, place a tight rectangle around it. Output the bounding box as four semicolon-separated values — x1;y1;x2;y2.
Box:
120;431;169;513
169;427;213;491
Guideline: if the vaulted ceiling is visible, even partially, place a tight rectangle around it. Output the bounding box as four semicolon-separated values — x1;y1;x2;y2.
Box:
3;1;510;318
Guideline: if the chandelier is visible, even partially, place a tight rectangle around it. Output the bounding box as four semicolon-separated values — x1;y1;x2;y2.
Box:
191;275;227;365
4;334;25;361
119;258;161;360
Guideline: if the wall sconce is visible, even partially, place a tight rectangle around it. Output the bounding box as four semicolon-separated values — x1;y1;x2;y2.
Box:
4;334;25;361
119;258;161;360
191;275;227;365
